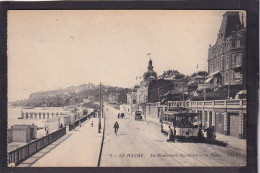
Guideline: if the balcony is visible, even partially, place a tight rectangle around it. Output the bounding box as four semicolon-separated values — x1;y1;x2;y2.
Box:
231;62;242;69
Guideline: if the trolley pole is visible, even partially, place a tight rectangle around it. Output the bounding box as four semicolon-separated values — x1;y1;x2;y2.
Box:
98;82;101;133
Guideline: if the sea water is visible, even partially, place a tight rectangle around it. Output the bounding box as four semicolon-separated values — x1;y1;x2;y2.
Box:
8;106;65;129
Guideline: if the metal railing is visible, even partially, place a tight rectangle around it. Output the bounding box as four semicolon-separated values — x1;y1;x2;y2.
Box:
68;114;91;131
167;99;246;110
8;127;66;166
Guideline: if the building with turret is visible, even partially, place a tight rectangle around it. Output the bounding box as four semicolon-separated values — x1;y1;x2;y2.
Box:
206;11;246;88
127;58;187;105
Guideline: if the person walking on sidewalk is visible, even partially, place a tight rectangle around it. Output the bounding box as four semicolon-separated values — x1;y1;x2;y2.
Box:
114;121;119;135
91;121;93;127
204;126;215;144
118;113;120;119
167;126;174;142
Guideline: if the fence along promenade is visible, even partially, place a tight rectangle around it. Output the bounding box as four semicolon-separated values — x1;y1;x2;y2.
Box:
8;127;66;166
8;113;93;166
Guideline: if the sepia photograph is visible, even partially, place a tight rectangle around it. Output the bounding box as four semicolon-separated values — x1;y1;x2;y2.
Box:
7;10;247;167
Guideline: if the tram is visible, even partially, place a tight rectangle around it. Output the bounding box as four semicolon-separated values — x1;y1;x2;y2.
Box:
160;107;199;141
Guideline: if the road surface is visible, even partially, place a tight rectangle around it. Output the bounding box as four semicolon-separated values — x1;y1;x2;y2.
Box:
100;104;246;167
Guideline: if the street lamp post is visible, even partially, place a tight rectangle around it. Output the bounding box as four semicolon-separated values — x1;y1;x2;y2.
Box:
98;82;101;133
182;85;185;108
131;87;133;114
204;67;207;101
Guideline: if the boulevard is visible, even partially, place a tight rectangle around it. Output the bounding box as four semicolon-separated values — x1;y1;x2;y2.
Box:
101;104;246;167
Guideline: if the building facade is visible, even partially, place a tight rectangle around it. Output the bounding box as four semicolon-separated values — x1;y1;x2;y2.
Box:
207;12;246;88
127;58;189;105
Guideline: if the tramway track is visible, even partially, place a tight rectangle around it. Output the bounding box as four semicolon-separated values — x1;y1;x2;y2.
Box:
128;115;245;166
128;117;207;166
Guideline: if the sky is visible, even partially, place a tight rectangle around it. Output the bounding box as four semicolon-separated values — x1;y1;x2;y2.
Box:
8;10;246;102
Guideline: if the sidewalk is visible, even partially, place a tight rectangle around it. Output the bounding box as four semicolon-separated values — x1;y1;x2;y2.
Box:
19;117;104;167
215;133;246;152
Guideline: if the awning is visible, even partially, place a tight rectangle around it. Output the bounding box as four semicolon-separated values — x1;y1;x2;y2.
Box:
236;90;247;95
205;76;213;83
208;70;221;77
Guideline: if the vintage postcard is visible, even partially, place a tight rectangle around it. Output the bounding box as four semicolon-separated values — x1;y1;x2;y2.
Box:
7;10;247;167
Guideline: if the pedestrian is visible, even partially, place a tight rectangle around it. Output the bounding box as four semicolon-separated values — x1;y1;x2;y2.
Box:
197;124;204;142
118;113;120;119
204;126;213;143
114;121;119;135
167;126;174;142
60;123;63;128
211;126;216;142
91;121;93;127
46;126;49;135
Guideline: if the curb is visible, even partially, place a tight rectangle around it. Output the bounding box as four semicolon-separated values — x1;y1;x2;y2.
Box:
97;113;105;167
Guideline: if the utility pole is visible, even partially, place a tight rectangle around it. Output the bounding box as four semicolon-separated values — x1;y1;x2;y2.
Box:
98;82;101;133
204;66;207;101
157;79;160;102
101;87;103;118
182;85;185;107
131;87;133;114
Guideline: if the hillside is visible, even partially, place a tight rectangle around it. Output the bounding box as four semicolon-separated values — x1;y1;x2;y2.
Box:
12;83;130;107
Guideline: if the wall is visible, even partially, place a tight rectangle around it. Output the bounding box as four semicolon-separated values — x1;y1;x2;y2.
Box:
167;99;247;139
60;116;71;126
7;129;13;143
13;129;29;143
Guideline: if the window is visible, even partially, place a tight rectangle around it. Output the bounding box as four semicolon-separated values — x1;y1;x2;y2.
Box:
237;38;241;47
226;74;229;83
226;56;229;69
232;39;236;47
234;72;241;80
237;53;242;65
240;38;244;47
232;54;237;65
